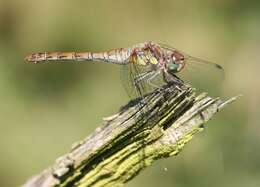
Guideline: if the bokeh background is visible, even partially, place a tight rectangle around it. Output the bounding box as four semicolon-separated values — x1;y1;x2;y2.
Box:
0;0;259;187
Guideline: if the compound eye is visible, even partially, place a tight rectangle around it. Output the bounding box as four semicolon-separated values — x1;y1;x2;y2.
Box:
172;51;185;62
168;63;180;73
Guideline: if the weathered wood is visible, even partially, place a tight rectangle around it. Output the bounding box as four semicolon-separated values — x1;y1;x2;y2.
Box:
21;84;239;187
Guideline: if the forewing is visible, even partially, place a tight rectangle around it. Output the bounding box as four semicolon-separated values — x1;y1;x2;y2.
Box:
160;43;225;90
120;63;156;99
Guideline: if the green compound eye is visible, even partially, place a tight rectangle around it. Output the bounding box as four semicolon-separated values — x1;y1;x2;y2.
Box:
168;63;180;73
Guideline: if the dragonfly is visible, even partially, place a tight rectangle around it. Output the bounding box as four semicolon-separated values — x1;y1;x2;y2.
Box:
24;41;224;97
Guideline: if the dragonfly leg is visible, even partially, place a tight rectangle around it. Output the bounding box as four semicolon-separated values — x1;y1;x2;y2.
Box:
134;70;169;92
146;71;163;90
163;72;184;91
131;71;154;100
133;71;159;97
133;71;154;86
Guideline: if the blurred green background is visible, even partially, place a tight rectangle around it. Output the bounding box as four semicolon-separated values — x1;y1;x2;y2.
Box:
0;0;259;186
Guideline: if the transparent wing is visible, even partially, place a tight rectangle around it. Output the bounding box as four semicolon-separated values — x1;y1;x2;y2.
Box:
121;63;162;99
160;43;225;91
185;55;224;76
175;56;225;94
120;47;169;99
181;55;224;78
159;42;224;72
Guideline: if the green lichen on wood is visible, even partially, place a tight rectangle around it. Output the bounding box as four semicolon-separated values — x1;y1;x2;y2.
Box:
21;84;240;187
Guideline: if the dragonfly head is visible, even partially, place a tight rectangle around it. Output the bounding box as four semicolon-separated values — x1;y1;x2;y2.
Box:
166;51;185;74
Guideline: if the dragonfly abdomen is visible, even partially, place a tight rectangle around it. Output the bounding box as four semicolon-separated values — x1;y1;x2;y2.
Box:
93;48;131;64
25;48;131;64
24;52;93;63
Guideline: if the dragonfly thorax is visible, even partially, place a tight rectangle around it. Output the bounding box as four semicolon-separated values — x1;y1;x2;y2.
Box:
131;48;159;66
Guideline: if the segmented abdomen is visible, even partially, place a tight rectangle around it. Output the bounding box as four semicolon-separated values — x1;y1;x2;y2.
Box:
24;48;132;64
